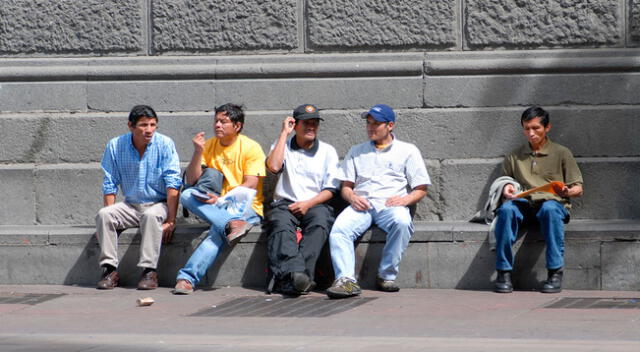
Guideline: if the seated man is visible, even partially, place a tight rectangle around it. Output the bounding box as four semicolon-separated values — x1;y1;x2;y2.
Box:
494;106;583;294
96;105;181;290
173;103;266;294
265;104;340;295
326;104;430;299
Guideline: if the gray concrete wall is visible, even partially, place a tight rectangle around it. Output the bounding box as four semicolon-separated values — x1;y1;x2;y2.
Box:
0;1;639;226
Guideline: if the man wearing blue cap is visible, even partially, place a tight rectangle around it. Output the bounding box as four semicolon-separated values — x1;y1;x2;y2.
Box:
326;104;431;298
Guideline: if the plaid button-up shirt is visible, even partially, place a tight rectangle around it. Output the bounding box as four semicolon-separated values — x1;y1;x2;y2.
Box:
101;132;182;204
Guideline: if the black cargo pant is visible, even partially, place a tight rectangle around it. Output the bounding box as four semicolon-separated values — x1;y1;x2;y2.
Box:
266;199;334;281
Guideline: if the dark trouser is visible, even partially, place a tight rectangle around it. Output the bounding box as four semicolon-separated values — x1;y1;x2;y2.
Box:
267;200;334;281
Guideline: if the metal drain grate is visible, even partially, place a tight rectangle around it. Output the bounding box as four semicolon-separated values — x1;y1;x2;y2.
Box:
191;296;377;317
544;297;640;309
0;292;65;305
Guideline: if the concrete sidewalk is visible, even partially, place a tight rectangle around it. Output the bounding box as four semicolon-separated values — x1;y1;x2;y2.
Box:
1;285;639;351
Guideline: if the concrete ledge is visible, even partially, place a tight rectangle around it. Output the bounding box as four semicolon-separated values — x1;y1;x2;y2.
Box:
425;49;640;75
0;54;423;82
1;220;638;291
4;51;640;111
3;50;640;82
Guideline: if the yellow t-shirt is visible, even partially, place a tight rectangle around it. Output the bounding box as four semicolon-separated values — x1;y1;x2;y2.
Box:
201;134;266;217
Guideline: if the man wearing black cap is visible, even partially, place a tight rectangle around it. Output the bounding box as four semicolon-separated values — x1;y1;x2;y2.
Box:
326;104;431;298
265;104;340;295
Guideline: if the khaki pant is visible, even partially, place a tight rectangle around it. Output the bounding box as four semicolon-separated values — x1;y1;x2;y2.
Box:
95;202;168;269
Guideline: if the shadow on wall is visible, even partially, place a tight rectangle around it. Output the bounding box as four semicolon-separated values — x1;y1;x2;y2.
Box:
62;228;171;287
63;232;100;286
449;49;633;287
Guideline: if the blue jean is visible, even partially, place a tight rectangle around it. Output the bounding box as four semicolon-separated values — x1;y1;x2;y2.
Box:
329;205;413;281
495;199;568;271
176;188;261;285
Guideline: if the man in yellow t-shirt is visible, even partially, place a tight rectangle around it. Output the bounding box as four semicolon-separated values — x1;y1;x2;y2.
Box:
173;103;266;294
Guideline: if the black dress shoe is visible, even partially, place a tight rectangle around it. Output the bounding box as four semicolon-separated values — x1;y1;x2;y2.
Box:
541;269;563;293
494;270;513;293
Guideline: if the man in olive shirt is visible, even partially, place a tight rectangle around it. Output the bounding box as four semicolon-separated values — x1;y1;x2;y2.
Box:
494;106;583;294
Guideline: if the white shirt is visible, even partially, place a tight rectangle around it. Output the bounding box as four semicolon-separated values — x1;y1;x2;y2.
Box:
339;135;430;211
271;137;340;203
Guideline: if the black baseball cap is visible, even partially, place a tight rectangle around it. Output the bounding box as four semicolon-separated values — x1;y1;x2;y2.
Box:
293;104;323;120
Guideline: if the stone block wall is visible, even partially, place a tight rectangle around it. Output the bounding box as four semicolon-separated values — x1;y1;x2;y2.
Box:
0;0;638;226
465;0;622;48
306;0;457;50
152;0;298;53
0;0;144;55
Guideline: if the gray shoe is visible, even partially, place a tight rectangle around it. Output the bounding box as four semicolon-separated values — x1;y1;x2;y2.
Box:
326;277;361;299
375;277;400;292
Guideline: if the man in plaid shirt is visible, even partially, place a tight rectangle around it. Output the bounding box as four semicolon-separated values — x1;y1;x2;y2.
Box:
95;105;182;290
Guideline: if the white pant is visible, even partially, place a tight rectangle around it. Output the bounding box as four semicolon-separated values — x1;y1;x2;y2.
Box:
329;205;413;281
95;202;168;269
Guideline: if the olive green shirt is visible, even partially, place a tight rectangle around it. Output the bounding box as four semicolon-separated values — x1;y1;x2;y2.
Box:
502;138;583;208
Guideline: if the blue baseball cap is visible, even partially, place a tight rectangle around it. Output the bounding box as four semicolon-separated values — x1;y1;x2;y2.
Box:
361;104;395;123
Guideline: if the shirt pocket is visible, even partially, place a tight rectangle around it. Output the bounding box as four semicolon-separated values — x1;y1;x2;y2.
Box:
147;167;166;192
542;170;562;182
381;160;405;177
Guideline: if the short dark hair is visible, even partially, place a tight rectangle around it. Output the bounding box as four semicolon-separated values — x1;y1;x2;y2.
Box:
215;103;245;132
521;106;550;127
128;105;157;125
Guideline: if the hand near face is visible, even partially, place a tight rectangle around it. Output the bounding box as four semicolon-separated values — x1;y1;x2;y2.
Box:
282;116;296;135
192;132;206;153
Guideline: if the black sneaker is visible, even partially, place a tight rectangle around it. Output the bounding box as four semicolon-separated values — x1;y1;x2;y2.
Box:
298;281;316;295
326;277;361;299
375;277;400;292
275;273;314;296
292;272;312;293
